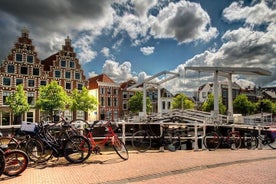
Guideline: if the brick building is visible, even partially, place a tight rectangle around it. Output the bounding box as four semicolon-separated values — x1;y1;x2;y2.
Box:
88;74;120;121
0;28;87;128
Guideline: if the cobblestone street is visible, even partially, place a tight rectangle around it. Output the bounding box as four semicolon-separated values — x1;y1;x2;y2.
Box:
1;149;276;184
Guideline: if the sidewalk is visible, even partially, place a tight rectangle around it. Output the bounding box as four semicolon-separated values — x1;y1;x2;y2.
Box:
1;149;276;184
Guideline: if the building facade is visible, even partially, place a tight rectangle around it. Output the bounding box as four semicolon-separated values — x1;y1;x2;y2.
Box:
0;28;87;128
88;74;120;121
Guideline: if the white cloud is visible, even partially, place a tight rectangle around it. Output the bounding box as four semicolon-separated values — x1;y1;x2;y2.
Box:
223;1;276;25
102;60;134;83
150;1;218;43
101;47;110;58
140;46;155;55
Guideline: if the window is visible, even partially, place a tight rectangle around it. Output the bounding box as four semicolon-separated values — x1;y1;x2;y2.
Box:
123;92;128;99
77;83;83;90
16;78;23;86
33;68;39;75
3;77;11;86
7;65;15;73
60;60;66;67
27;112;34;122
202;92;207;98
100;87;105;94
21;66;28;75
55;70;61;78
113;98;118;107
101;97;104;106
28;79;35;87
162;101;166;110
123;102;127;110
70;61;75;68
28;93;35;105
107;97;111;106
27;55;33;63
2;111;10;125
75;72;80;80
65;71;71;79
16;54;22;62
167;102;171;109
66;82;71;90
113;89;118;95
3;92;10;105
40;80;47;86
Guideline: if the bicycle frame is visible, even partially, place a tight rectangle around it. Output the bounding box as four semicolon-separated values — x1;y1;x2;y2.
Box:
85;121;118;153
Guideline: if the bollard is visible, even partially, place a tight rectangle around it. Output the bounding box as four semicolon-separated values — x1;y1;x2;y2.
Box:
122;121;126;144
194;122;199;151
257;125;262;150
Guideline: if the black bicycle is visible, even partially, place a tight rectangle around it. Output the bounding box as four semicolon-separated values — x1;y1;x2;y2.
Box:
203;127;242;151
244;126;276;149
24;120;92;164
132;123;181;152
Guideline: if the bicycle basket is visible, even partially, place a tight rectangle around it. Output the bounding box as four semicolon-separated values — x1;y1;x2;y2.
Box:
20;121;38;134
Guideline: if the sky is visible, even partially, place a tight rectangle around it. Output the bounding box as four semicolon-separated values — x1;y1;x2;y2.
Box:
0;0;275;97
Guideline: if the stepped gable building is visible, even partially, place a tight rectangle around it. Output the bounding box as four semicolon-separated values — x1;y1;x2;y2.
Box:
0;28;87;128
0;28;48;126
88;74;120;121
41;36;87;92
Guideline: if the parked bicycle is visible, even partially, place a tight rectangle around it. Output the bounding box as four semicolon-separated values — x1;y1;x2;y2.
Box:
244;126;276;149
0;149;5;177
81;120;129;160
0;130;31;151
203;127;241;151
131;123;181;152
0;144;29;177
24;119;92;164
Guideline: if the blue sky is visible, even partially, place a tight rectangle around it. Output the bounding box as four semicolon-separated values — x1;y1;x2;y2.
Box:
0;0;275;96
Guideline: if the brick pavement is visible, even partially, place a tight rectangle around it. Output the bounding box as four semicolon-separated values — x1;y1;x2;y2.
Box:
0;149;276;184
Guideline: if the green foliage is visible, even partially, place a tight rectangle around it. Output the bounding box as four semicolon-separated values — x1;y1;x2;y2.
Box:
233;94;254;115
128;91;152;114
36;81;71;115
202;94;226;114
255;99;273;113
272;102;276;116
172;93;194;109
6;84;30;115
70;87;98;112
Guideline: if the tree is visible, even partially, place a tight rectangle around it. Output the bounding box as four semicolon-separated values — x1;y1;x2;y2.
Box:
36;81;71;116
202;94;226;114
128;91;152;114
272;102;276;116
172;93;194;109
255;99;273;113
70;86;98;112
6;84;30;124
233;94;254;115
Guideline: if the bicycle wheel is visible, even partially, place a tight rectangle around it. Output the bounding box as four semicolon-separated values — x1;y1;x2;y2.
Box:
267;134;276;149
228;131;241;150
3;149;29;176
0;150;5;177
164;132;181;152
203;132;220;151
64;135;91;163
132;130;151;152
244;133;258;150
25;138;53;163
113;136;129;160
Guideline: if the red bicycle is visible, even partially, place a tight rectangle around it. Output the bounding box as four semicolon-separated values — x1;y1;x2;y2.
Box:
77;120;129;160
